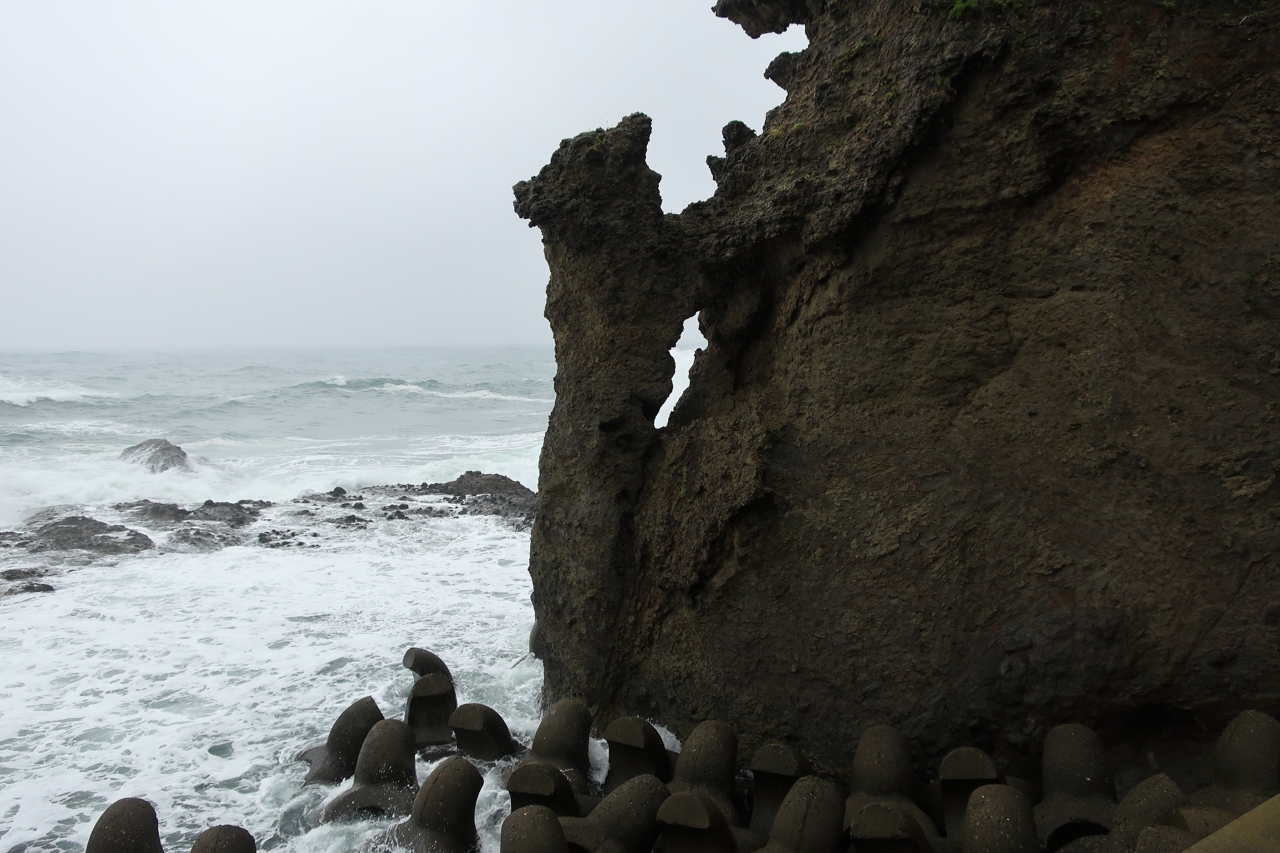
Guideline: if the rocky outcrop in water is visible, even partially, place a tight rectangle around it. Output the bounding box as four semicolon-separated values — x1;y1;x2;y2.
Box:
120;439;189;473
27;516;154;555
516;0;1280;778
117;499;270;528
423;471;534;498
0;473;534;594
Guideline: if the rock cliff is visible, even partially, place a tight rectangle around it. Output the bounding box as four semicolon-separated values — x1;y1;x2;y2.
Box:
515;0;1280;780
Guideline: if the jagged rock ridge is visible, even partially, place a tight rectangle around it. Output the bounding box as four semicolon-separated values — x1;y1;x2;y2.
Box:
516;0;1280;780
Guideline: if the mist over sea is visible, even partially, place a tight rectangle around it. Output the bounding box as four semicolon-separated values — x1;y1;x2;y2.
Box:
0;347;565;853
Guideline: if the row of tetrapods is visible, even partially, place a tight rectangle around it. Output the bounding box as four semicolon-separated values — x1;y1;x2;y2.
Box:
82;646;1280;853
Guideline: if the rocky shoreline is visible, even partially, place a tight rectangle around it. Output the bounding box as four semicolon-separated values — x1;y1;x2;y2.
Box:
0;439;536;597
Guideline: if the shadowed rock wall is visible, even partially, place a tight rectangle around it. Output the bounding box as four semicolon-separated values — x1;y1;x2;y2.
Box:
515;0;1280;779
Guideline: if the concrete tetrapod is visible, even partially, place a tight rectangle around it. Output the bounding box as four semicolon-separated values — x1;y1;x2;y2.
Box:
657;790;737;853
848;802;934;853
403;647;454;681
1181;792;1280;852
1101;773;1187;853
1034;724;1115;852
758;776;845;853
406;673;458;749
843;726;941;846
1133;825;1196;853
296;695;384;785
86;798;165;853
557;773;670;853
320;719;419;822
961;785;1039;853
502;806;571;853
750;743;808;837
524;698;593;795
940;747;1001;841
190;825;256;853
603;716;674;794
450;703;522;762
509;761;584;818
1188;710;1280;816
667;721;743;827
374;755;484;853
1168;807;1234;843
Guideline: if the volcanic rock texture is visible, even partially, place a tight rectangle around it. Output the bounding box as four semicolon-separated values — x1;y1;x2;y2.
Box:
515;0;1280;780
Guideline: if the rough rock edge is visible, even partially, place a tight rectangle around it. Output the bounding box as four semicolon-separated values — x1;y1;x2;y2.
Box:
516;0;1280;783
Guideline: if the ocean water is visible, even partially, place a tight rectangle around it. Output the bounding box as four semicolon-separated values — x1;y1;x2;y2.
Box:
0;347;564;853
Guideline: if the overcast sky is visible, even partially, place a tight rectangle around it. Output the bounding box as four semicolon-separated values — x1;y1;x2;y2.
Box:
0;2;805;351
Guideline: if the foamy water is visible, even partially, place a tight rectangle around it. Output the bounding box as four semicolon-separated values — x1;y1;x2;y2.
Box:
0;348;555;853
0;344;705;853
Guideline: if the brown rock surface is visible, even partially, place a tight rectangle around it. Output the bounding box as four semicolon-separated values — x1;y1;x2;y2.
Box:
515;0;1280;779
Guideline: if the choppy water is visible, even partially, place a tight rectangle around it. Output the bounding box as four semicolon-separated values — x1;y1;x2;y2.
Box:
0;347;560;853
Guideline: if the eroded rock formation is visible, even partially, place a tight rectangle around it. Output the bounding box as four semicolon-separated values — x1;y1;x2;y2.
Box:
516;0;1280;779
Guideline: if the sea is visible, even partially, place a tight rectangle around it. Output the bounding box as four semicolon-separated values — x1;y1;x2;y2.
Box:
0;345;699;853
0;345;693;853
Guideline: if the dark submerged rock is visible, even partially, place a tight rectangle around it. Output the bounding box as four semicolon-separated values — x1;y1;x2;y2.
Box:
4;581;55;596
27;516;153;554
116;499;267;528
120;439;189;473
191;500;267;528
116;500;192;524
0;567;47;581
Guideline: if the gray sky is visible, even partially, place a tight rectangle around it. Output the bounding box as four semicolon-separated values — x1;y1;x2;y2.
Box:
0;2;805;351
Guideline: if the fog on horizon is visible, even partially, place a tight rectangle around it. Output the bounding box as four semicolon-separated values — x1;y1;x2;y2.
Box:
0;1;806;353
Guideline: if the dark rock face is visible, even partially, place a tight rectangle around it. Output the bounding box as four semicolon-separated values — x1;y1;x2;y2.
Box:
119;439;189;472
516;1;1280;779
27;517;154;554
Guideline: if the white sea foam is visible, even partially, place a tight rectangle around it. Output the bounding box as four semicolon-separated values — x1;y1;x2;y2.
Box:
0;347;557;850
0;516;541;853
365;384;553;404
0;377;119;408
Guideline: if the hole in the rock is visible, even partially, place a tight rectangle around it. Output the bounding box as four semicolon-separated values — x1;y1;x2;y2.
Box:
652;24;810;214
656;315;708;429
